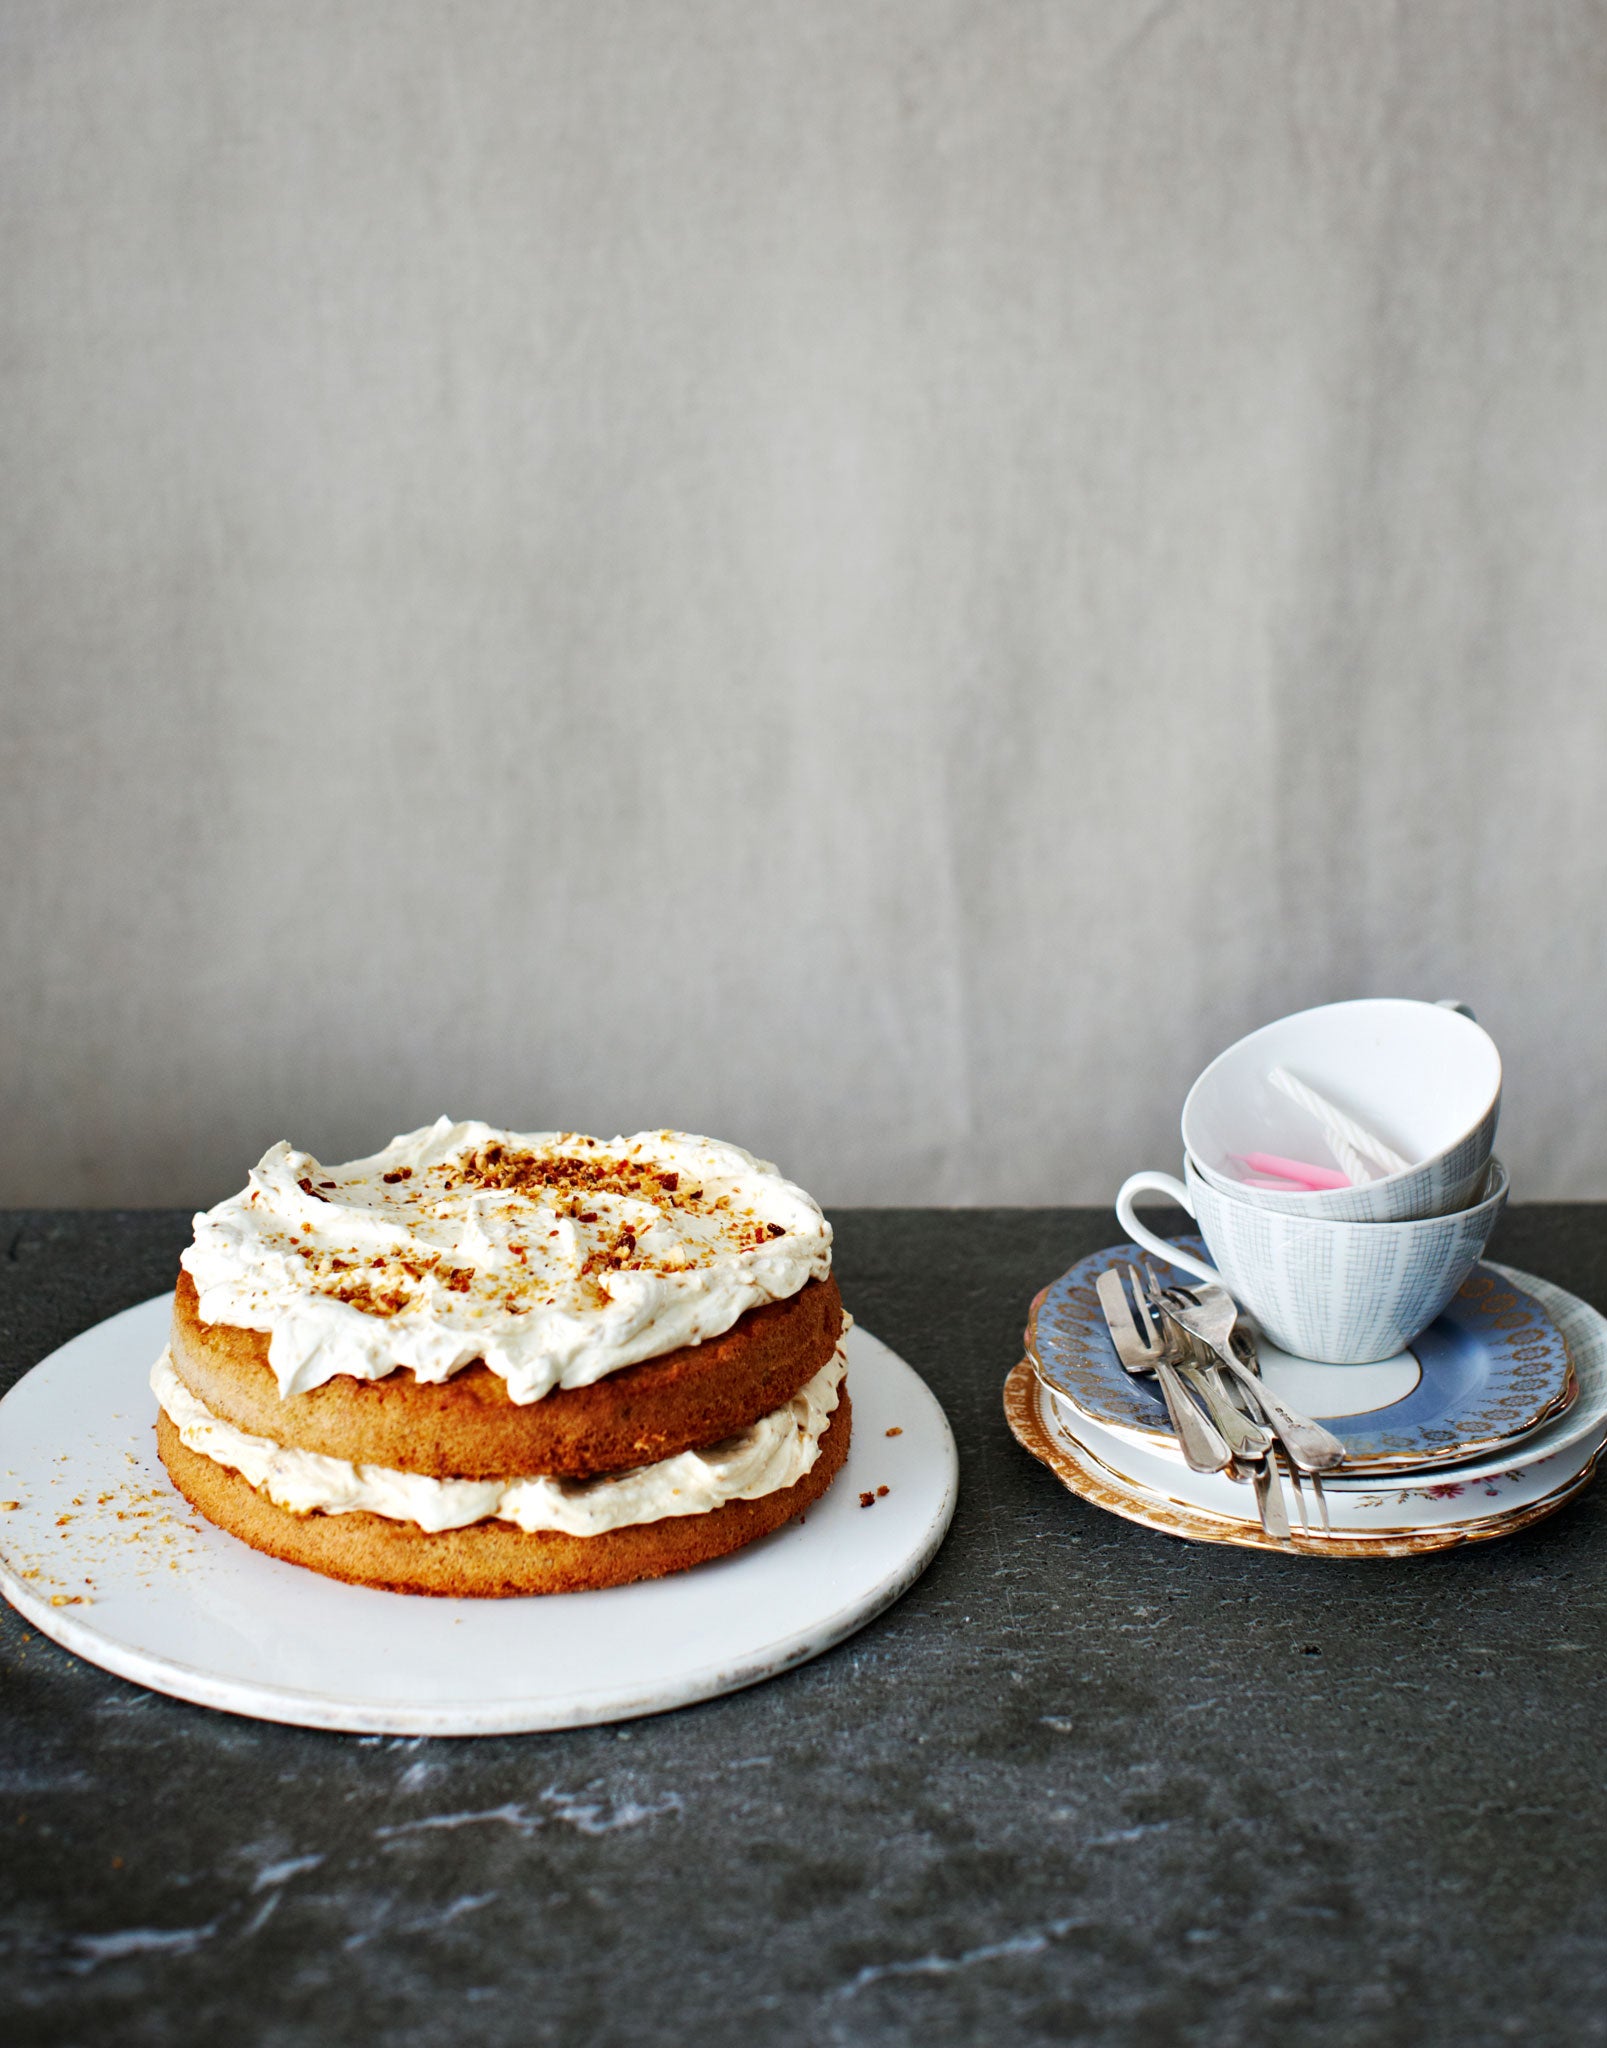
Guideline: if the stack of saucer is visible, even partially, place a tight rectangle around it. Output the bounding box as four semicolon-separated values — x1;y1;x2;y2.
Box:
1008;1242;1605;1556
1007;999;1606;1554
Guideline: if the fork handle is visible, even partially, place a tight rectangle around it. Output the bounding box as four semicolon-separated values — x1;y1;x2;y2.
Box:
1219;1355;1346;1473
1174;1361;1274;1460
1151;1358;1235;1473
1250;1454;1293;1541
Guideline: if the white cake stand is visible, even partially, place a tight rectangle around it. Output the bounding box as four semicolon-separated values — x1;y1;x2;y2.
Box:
0;1298;956;1734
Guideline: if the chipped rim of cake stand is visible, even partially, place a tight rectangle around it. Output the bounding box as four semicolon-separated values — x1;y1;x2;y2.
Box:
0;1297;957;1735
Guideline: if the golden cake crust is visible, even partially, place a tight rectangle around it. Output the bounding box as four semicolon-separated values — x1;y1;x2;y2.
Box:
155;1392;852;1597
169;1267;843;1481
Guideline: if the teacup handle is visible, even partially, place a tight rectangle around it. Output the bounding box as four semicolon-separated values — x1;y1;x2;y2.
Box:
1114;1172;1225;1290
1436;998;1476;1020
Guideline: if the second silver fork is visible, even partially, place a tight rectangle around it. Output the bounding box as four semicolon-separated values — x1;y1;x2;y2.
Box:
1134;1269;1292;1542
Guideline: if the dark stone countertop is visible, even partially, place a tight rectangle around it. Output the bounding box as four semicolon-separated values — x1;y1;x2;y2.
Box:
5;1205;1607;2048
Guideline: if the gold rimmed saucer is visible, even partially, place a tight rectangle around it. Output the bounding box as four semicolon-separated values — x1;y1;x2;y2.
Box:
1026;1252;1578;1479
1004;1361;1602;1559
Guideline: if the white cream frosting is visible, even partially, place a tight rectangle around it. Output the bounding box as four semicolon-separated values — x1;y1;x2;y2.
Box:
151;1346;846;1536
180;1121;833;1403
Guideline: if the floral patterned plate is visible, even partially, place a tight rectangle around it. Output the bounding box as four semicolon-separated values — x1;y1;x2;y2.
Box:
1036;1369;1603;1536
1027;1243;1575;1477
1005;1360;1602;1557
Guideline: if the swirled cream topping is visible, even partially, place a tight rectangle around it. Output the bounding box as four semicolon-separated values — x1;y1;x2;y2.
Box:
180;1120;833;1403
151;1344;847;1535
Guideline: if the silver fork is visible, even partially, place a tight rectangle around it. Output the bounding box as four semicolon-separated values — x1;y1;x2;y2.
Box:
1133;1271;1290;1542
1134;1274;1275;1464
1155;1281;1346;1474
1094;1268;1233;1474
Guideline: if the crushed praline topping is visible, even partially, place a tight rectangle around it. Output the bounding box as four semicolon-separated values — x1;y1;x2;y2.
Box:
278;1137;793;1320
181;1120;833;1403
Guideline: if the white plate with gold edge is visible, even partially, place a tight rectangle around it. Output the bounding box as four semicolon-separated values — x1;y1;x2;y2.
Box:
0;1296;957;1734
1005;1363;1601;1558
1040;1378;1605;1537
1063;1262;1607;1493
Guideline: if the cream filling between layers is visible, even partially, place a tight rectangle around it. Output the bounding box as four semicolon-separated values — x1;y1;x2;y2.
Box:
151;1345;847;1537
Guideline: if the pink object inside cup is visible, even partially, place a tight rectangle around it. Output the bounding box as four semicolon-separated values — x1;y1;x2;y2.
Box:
1233;1151;1352;1191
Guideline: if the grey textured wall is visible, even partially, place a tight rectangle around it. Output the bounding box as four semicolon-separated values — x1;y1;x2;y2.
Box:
4;0;1607;1209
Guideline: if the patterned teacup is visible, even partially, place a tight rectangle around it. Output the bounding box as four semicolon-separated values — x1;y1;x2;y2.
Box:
1115;1156;1509;1364
1182;998;1501;1222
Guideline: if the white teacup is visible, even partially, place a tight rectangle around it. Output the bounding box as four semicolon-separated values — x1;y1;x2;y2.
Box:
1115;1156;1509;1364
1183;998;1501;1222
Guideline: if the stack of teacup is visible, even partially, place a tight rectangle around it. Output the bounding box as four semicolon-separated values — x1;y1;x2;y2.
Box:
1117;997;1505;1364
1012;997;1607;1552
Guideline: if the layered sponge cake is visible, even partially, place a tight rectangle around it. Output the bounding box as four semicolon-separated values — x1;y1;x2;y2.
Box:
153;1122;850;1596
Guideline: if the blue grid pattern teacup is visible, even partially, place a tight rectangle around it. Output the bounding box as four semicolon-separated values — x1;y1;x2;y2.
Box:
1181;998;1501;1221
1115;1157;1509;1364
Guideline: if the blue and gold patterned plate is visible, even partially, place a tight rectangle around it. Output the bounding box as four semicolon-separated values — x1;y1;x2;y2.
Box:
1027;1240;1576;1477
